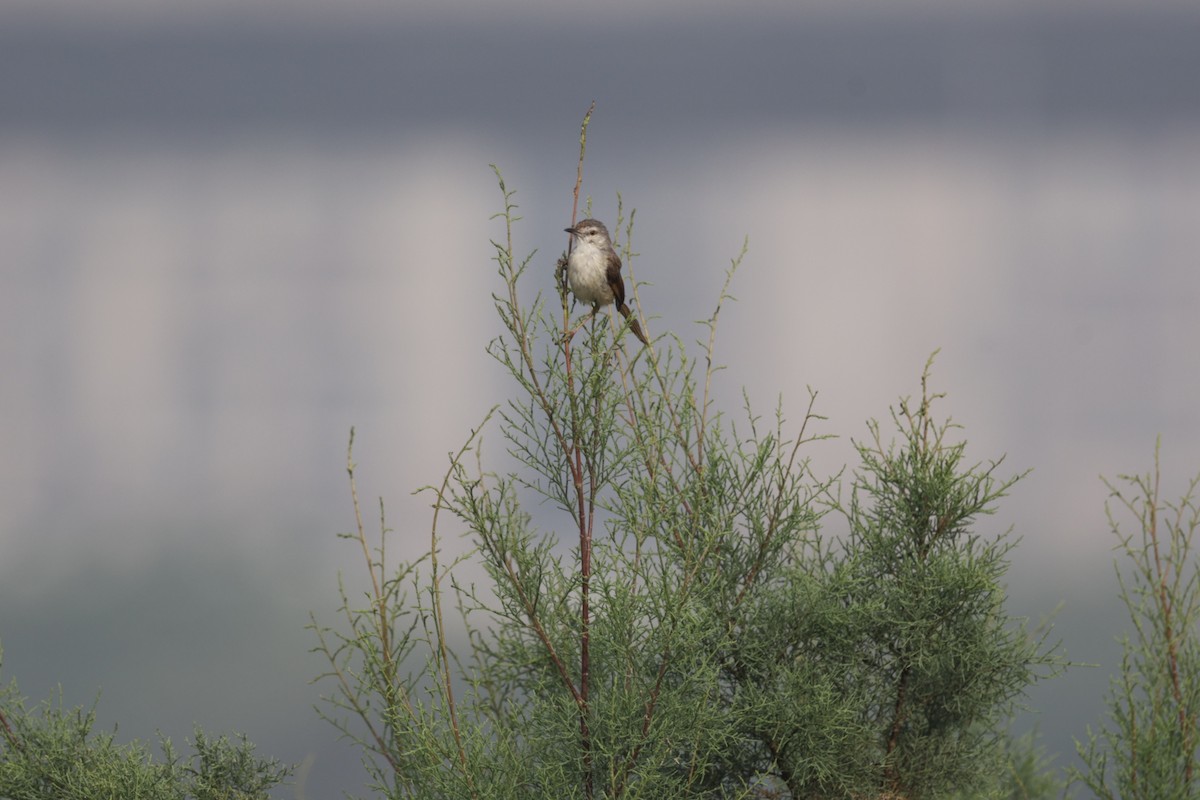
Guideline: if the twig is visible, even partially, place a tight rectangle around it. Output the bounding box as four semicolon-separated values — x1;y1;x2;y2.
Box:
0;706;23;754
427;416;495;798
562;101;596;799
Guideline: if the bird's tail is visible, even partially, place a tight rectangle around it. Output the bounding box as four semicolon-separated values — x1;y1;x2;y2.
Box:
618;304;650;346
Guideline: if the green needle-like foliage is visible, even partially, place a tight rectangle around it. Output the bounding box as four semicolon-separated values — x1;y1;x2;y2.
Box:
1072;446;1200;799
308;163;1060;799
838;356;1060;799
0;663;290;800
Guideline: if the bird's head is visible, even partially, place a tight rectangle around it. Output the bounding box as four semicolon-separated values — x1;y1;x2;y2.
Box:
564;219;611;246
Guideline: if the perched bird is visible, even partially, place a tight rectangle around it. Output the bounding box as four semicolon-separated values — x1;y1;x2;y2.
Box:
563;218;649;346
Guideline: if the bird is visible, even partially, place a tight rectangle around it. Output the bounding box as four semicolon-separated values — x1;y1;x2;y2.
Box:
563;218;649;346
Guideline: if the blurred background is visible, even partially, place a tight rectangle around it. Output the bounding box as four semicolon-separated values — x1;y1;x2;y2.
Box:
2;1;1198;796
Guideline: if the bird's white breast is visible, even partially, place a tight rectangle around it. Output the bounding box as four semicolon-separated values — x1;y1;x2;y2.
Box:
567;243;614;307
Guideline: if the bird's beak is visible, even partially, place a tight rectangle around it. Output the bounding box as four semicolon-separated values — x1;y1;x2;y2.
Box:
564;226;577;236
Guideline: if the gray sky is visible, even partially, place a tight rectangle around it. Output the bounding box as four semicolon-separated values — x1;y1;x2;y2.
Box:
2;3;1199;797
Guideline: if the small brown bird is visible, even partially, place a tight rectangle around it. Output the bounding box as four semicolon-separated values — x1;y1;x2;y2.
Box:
563;219;649;346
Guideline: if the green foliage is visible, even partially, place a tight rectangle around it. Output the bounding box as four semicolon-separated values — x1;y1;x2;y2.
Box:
1072;447;1200;799
0;664;290;800
833;359;1059;798
952;728;1066;800
308;163;1059;799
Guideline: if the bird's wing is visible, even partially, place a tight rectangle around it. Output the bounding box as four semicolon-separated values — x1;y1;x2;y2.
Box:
605;251;626;307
